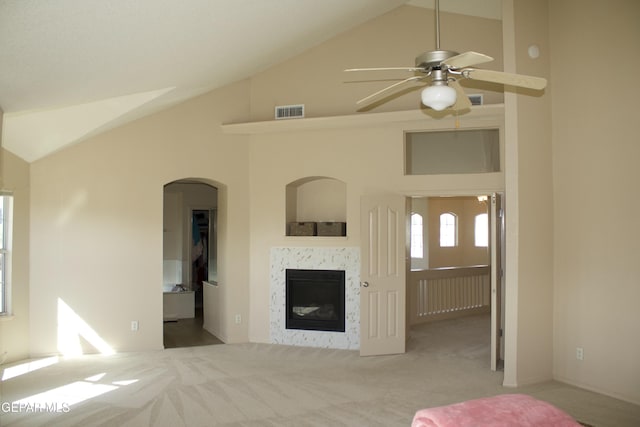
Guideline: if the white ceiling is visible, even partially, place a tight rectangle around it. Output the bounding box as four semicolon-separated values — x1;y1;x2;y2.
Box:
0;0;500;162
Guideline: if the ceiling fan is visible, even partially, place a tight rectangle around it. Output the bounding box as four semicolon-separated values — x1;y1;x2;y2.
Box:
345;0;547;111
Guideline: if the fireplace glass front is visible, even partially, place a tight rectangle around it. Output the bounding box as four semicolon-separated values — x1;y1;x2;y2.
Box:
285;269;345;332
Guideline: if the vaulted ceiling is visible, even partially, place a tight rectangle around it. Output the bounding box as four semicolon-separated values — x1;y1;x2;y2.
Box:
0;0;501;162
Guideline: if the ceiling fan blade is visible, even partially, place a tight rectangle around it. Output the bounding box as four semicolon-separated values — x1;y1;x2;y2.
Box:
443;51;493;69
356;75;425;105
463;69;547;90
449;80;472;110
345;66;425;72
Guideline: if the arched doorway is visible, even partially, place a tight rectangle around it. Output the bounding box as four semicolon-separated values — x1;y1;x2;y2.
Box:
162;179;223;348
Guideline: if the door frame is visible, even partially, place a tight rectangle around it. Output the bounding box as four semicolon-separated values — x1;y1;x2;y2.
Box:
490;192;505;371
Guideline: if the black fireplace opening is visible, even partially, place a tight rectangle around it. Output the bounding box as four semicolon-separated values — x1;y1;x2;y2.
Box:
286;269;345;332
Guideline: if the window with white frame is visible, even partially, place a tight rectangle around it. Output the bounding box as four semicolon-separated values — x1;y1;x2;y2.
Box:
0;194;13;315
410;213;424;258
475;213;489;247
439;212;457;247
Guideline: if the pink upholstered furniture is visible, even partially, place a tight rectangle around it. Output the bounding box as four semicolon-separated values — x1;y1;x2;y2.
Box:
412;394;582;427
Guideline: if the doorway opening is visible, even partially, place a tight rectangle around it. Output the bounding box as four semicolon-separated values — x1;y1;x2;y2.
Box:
407;194;504;370
162;180;222;348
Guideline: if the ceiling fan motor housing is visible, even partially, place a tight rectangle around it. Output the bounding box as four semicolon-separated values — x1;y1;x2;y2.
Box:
415;50;460;69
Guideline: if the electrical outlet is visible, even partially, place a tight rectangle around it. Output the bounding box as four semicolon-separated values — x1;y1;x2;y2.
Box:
576;347;584;360
131;320;139;331
235;314;241;324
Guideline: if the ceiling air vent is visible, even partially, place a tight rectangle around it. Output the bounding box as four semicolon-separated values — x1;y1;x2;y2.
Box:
275;104;304;120
468;94;483;106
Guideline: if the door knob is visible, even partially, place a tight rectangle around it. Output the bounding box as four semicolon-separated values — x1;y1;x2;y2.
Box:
360;281;370;287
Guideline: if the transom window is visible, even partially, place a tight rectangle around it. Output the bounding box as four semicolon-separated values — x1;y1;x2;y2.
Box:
405;129;501;175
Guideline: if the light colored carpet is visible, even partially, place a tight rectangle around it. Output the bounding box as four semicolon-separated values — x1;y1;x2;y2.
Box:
1;314;639;426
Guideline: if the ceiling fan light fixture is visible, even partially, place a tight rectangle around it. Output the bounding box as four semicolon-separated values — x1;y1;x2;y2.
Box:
420;85;456;111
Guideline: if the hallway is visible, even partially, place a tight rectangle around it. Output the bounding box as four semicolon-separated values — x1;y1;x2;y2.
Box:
163;306;223;348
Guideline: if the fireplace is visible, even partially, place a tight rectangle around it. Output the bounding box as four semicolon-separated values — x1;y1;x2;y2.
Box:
286;269;345;332
270;247;359;349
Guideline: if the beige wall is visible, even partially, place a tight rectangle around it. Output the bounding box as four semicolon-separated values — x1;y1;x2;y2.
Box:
28;80;252;355
249;5;504;121
0;145;31;364
550;0;640;404
501;0;554;388
162;191;183;287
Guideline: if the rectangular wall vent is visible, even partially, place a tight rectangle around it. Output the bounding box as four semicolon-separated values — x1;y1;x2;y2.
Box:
275;104;304;120
468;94;484;106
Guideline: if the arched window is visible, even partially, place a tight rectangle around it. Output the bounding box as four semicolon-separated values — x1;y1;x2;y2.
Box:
475;213;489;247
439;212;457;247
410;213;424;258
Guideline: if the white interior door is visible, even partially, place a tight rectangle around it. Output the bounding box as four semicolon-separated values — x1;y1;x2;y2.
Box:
360;193;407;356
490;193;504;370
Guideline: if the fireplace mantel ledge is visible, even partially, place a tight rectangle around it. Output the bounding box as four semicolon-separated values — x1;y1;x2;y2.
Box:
221;104;504;135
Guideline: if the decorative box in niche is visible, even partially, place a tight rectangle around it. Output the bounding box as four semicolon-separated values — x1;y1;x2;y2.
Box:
288;222;317;236
317;222;347;236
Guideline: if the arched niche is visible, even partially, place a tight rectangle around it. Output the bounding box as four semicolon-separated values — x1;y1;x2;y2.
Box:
285;176;346;236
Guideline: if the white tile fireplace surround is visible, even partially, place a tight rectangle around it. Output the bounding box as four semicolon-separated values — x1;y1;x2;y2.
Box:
270;247;360;349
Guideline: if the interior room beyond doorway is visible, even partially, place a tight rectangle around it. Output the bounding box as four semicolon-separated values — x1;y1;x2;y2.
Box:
410;196;490;271
408;195;498;367
162;180;221;348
